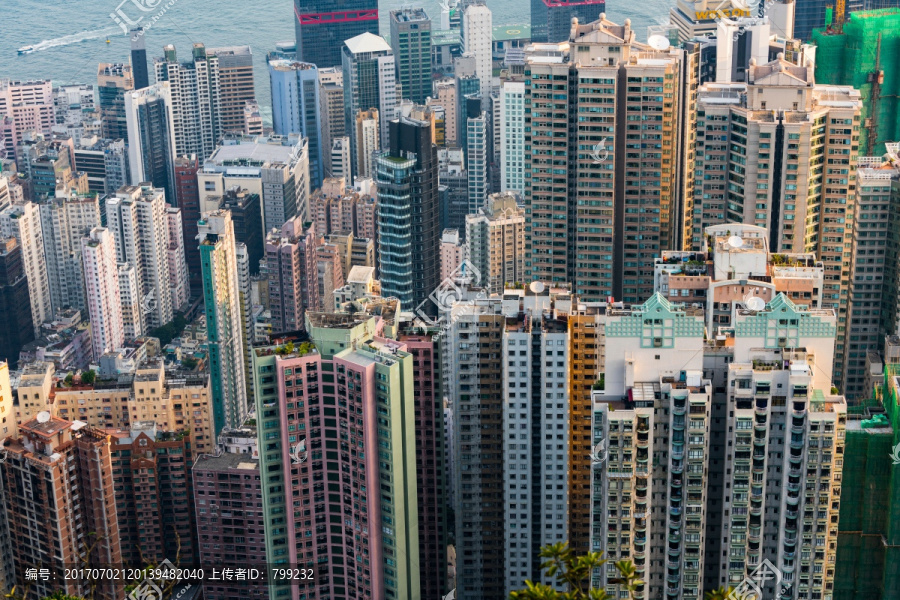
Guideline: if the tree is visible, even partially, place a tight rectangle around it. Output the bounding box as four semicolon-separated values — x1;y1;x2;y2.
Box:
508;543;643;600
704;587;734;600
80;370;95;385
64;373;74;386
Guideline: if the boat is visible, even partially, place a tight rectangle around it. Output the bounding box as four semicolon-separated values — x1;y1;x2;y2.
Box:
17;45;34;55
106;39;111;44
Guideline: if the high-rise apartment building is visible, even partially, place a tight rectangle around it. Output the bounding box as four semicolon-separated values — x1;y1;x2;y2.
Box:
155;44;223;160
198;210;248;436
266;216;321;332
440;228;464;281
309;177;377;248
464;96;488;214
38;188;101;314
0;79;55;158
434;78;459;147
118;262;142;339
342;34;398;178
1;417;123;600
125;83;177;203
269;60;324;189
215;187;264;275
73;137;129;195
0;201;51;334
208;46;255;135
462;2;493;110
253;310;420;600
329;136;351;180
524;16;695;303
82;227;124;360
465;191;526;293
107;185;177;330
174;154;203;297
318;67;345;177
499;78;526;194
390;9;433;105
166;206;191;310
0;239;35;368
355;108;380;179
108;420;198;568
293;0;378;68
693;59;862;389
199;133;311;232
193;448;266;599
375;106;440;312
530;0;607;43
97;63;134;141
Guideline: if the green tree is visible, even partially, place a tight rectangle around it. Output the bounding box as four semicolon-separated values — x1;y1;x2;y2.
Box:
508;542;643;600
704;587;734;600
80;370;95;385
64;373;74;386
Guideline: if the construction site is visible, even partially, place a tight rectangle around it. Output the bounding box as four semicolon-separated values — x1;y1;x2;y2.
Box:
835;364;900;599
812;8;900;156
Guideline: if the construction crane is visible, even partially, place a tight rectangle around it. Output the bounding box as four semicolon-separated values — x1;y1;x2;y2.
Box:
835;0;847;32
867;33;884;154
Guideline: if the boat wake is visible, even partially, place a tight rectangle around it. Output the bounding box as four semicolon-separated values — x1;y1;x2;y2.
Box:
29;26;121;53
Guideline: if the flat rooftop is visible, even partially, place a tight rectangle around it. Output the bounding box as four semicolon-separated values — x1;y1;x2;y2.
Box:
194;451;259;472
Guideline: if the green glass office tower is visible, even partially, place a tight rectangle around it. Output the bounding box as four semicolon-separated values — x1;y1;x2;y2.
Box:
390;8;433;106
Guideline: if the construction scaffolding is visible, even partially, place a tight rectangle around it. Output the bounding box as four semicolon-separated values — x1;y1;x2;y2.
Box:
812;9;900;156
835;364;900;599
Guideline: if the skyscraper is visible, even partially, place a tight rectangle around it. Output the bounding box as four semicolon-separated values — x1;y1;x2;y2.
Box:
198;210;248;437
130;28;150;90
0;238;35;368
464;95;488;214
1;417;123;600
0;201;50;335
125;83;177;204
318;67;345;177
293;0;379;68
390;9;433;105
465;191;526;294
530;0;607;42
375;106;440;312
693;57;862;390
82;227;125;361
265;216;320;333
524;16;694;304
173;154;202;297
199;133;311;232
342;33;398;179
154;44;223;160
97;63;134;141
269;59;324;189
462;2;493;110
106;185;176;330
253;307;421;600
37;188;101;314
355;108;380;178
499;77;525;195
208;46;255;135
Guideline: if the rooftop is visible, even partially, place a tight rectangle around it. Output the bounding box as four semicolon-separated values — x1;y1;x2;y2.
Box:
194;451;259;473
344;32;392;55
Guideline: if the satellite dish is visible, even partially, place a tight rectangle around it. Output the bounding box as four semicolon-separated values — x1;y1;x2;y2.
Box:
529;281;546;294
728;235;744;248
37;411;51;424
745;296;766;311
648;35;671;51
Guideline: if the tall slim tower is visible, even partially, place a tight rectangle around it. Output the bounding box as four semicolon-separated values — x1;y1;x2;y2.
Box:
198;210;248;437
0;239;35;368
375;106;440;312
342;33;398;180
97;63;134;141
269;60;324;189
390;9;433;105
462;2;493;110
82;227;125;361
208;46;255;135
266;216;320;333
0;202;50;335
130;28;150;90
125;83;177;204
293;0;378;68
464;96;488;214
154;44;222;160
355;108;380;179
